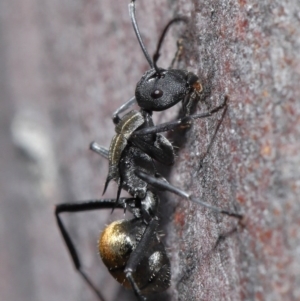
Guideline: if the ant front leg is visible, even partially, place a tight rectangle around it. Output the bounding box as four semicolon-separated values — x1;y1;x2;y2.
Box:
169;38;184;69
133;96;228;136
90;142;109;159
112;96;137;124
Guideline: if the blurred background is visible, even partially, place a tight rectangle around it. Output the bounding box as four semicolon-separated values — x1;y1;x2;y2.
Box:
0;0;181;300
2;1;300;301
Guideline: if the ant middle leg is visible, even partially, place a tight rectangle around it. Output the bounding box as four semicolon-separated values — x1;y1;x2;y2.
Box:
124;218;159;301
129;133;175;166
123;215;171;301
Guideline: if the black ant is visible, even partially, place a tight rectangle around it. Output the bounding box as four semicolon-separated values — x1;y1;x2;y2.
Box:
106;0;226;199
55;1;242;301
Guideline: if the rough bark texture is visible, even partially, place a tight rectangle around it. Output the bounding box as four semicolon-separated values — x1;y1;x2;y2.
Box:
0;1;299;301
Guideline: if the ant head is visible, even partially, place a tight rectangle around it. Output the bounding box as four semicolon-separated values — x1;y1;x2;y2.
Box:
129;1;201;111
135;68;201;111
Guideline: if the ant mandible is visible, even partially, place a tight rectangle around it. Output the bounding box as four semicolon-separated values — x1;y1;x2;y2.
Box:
55;1;242;301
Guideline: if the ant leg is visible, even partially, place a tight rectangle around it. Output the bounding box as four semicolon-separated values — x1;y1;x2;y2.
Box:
169;38;184;69
135;170;242;219
90;142;127;201
130;134;175;165
89;143;115;196
112;96;136;124
90;142;109;159
55;198;134;301
197;103;228;171
133;97;228;136
124;218;160;301
212;227;240;252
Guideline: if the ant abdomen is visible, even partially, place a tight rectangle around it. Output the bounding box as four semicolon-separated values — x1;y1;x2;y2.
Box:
99;218;171;294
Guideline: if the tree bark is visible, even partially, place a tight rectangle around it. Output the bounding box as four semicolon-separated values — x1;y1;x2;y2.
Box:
0;1;299;301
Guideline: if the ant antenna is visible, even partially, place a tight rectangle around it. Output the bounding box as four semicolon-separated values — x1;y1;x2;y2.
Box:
153;17;187;72
129;0;154;69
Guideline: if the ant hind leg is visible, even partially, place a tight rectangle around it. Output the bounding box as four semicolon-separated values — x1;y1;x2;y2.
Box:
55;198;132;301
135;170;242;219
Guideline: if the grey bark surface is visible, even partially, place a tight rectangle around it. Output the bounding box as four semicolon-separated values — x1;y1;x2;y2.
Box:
0;1;299;301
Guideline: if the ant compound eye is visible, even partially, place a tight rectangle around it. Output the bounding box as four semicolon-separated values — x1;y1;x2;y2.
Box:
151;89;164;99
